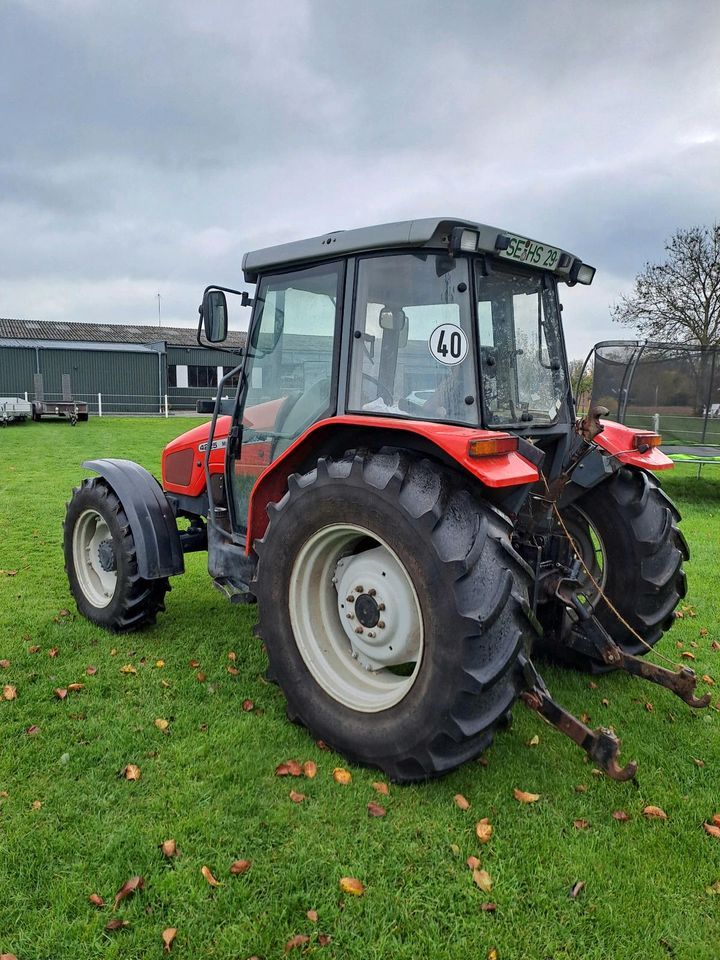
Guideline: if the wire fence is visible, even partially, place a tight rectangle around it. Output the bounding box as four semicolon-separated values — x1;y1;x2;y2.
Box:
13;391;211;417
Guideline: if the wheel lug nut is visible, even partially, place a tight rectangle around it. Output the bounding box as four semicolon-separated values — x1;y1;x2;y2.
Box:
378;603;385;611
346;613;354;620
367;631;375;639
355;585;364;593
368;588;376;596
377;621;385;629
346;595;355;603
354;626;364;635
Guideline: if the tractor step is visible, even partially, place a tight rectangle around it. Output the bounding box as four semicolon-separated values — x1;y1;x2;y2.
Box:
212;576;255;605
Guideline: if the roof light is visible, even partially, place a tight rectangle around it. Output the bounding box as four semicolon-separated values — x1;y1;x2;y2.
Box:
468;436;518;457
450;227;479;253
632;432;662;451
569;261;596;285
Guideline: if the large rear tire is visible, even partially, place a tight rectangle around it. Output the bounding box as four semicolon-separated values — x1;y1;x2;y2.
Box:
63;477;170;631
253;451;538;782
547;467;688;668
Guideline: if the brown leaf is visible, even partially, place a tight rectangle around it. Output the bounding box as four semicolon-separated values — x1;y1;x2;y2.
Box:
513;788;540;804
275;763;291;776
580;712;590;724
333;767;352;784
454;793;470;810
289;790;306;803
702;675;715;685
315;739;329;750
162;927;177;952
466;855;481;870
372;781;389;795
306;909;318;923
700;627;709;637
318;933;332;947
573;819;590;830
339;876;365;896
196;671;206;683
189;659;200;668
227;666;239;676
28;645;40;654
121;764;141;781
85;665;98;676
0;659;10;668
706;880;720;894
588;681;598;689
527;734;540;747
367;801;386;818
201;865;222;887
703;823;720;839
0;954;19;960
154;718;170;732
612;810;630;822
119;664;137;674
693;757;706;768
68;683;84;693
712;641;720;651
472;868;492;893
161;839;178;858
26;724;39;735
475;818;493;843
54;688;68;700
105;918;130;931
285;934;310;952
110;647;118;656
2;684;17;701
229;859;251;875
302;760;317;779
601;698;609;707
0;791;8;798
487;949;499;960
480;902;497;912
227;651;237;661
113;875;144;909
89;893;105;907
242;699;254;711
681;651;696;660
645;702;654;712
48;647;59;658
569;880;585;899
712;814;720;826
31;799;42;810
575;784;588;793
643;805;668;820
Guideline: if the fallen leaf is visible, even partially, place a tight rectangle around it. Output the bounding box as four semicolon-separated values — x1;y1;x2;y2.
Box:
85;665;98;676
645;702;654;712
26;724;39;735
575;784;588;793
161;839;178;858
527;734;540;747
480;902;497;912
120;664;137;674
643;805;668;820
89;893;105;907
121;764;141;781
513;788;540;804
31;799;42;810
591;768;604;778
162;927;177;952
681;651;696;660
154;718;170;732
712;814;720;826
2;685;17;701
588;681;598;690
569;880;585;899
113;875;144;909
700;627;709;637
303;760;317;778
228;651;237;662
227;666;239;676
307;909;318;922
315;739;329;750
0;569;17;576
449;843;461;856
105;918;130;931
702;675;715;685
48;647;59;657
372;781;389;795
68;683;84;692
0;659;9;668
475;818;493;843
155;660;165;668
367;801;386;817
285;934;310;952
706;880;720;894
339;877;365;896
160;679;171;688
712;641;720;651
580;712;591;724
472;868;492;893
601;698;610;707
110;647;117;656
318;934;332;947
289;790;306;803
333;768;352;784
573;819;590;830
189;660;200;668
0;954;18;960
0;791;8;798
242;699;254;711
201;865;221;887
454;793;471;810
276;760;302;777
54;688;68;700
229;859;251;875
28;646;40;654
467;855;481;870
487;950;499;960
612;810;630;822
196;671;206;683
703;823;720;839
693;757;706;767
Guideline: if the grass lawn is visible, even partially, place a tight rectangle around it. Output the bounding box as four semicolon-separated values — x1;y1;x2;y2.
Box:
1;418;719;960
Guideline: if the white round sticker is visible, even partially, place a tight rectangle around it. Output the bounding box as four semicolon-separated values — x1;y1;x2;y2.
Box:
428;324;469;366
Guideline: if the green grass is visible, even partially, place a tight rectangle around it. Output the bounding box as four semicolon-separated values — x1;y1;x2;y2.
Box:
1;418;719;960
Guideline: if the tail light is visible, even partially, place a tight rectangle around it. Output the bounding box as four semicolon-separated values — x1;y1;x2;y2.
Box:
632;432;662;452
467;436;518;457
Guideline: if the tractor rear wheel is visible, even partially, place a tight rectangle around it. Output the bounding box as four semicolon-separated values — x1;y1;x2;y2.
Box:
253;451;537;782
552;467;688;668
64;477;170;631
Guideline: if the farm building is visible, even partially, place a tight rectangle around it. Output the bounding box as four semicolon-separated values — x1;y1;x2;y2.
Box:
0;318;246;414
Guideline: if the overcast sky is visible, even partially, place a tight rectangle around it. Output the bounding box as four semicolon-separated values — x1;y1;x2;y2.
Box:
1;0;719;357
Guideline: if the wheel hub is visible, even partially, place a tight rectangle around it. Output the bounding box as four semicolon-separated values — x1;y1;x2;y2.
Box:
97;538;117;573
354;592;380;628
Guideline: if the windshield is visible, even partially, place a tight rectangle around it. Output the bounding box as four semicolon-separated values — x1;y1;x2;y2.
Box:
475;262;567;426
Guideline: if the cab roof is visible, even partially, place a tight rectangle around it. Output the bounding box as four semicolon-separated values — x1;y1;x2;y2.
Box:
241;217;586;284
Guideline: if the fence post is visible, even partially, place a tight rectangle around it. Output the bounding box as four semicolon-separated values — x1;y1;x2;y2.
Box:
164;394;169;418
653;413;660;434
98;393;103;417
24;391;28;401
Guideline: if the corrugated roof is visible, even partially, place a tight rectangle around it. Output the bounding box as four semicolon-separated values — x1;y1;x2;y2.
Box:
0;318;246;349
0;337;162;353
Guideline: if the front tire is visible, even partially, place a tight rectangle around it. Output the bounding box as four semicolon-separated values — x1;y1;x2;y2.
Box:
63;478;170;631
253;451;537;782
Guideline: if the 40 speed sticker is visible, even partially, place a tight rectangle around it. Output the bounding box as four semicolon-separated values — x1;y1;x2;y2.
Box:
428;324;468;365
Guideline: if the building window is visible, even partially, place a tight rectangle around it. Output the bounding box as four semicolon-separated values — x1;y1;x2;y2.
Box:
223;366;242;388
168;365;177;387
187;365;218;388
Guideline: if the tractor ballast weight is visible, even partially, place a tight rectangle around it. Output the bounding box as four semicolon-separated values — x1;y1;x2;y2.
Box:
64;216;706;782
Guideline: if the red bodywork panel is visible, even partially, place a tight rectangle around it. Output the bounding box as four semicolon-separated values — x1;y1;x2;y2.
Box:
594;419;673;471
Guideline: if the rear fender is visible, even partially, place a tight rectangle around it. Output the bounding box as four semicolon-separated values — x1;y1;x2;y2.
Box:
594;420;673;471
245;415;539;552
83;458;184;579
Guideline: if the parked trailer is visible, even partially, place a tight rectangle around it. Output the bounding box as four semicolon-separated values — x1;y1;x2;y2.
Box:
32;373;88;425
0;396;32;425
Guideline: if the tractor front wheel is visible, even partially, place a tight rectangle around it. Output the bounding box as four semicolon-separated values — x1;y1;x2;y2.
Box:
64;477;170;631
253;451;537;782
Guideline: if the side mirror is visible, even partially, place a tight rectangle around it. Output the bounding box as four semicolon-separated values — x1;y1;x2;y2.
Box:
201;289;229;343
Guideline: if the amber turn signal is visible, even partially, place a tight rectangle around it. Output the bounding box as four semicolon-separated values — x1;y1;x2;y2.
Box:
467;436;518;457
632;432;662;451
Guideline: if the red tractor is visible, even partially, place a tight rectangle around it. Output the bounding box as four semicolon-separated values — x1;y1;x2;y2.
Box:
63;218;708;782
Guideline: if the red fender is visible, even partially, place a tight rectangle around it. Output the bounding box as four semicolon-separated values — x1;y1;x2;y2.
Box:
594;420;673;471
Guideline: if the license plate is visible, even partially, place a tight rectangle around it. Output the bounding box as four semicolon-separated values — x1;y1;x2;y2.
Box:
499;234;561;270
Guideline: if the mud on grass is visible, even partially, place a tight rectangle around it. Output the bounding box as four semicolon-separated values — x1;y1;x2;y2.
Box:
1;420;719;960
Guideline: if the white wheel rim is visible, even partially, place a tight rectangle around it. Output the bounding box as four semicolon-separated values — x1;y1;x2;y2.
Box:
288;523;424;713
72;508;118;608
571;506;607;598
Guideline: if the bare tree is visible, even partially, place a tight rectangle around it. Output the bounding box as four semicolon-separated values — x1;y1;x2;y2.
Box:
612;224;720;347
